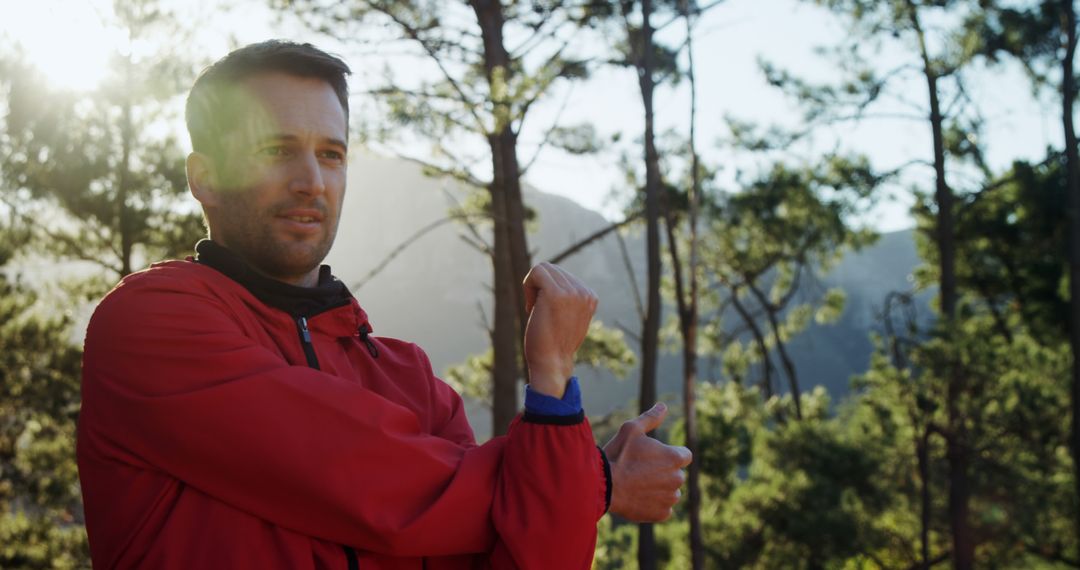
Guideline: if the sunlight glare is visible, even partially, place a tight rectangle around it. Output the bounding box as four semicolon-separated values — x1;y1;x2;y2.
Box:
4;1;124;92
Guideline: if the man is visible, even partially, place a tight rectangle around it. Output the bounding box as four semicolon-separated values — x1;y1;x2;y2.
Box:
77;40;690;569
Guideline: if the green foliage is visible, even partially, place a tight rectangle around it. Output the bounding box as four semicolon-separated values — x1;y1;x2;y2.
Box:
630;79;1077;564
912;155;1067;340
279;0;602;184
964;0;1061;87
851;317;1076;567
815;288;847;325
694;157;877;399
547;124;605;155
578;321;638;377
643;308;1075;568
0;512;88;570
652;383;894;569
0;1;202;279
592;516;640;569
707;159;878;283
0;273;89;567
0;3;200;565
445;348;495;403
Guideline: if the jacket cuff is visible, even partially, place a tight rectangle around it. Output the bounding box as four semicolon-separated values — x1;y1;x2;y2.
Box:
598;446;613;514
522;377;584;425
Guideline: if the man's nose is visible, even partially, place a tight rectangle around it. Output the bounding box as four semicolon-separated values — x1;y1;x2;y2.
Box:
288;152;326;196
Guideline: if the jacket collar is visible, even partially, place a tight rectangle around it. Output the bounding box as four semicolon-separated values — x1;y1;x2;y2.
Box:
194;239;357;321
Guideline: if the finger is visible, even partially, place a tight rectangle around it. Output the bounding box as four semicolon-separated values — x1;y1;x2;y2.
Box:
543;262;577;291
566;271;598;304
629;402;668;435
670;445;693;467
544;265;599;316
548;264;598;303
522;264;555;313
661;470;685;490
602;436;626;461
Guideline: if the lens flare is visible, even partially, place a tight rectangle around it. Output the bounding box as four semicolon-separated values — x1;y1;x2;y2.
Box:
3;1;123;92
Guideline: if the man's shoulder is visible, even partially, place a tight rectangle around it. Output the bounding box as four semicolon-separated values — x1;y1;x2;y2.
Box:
106;259;231;298
94;259;241;320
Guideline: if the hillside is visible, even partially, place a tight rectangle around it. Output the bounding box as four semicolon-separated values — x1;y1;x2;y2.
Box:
326;153;928;437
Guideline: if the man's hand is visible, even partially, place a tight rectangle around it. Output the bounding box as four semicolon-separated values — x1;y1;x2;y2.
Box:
522;262;598;398
603;402;692;522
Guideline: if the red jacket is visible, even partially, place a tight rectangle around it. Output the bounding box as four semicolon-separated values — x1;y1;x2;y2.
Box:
77;245;608;569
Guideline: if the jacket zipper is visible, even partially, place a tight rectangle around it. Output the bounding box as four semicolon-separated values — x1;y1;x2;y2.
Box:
295;317;321;369
293;316;360;570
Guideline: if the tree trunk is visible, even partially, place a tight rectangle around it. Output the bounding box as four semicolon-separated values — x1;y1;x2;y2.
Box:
500;130;532;378
662;194;703;570
919;428;931;570
472;0;533;435
682;4;704;566
637;0;662;567
681;321;704;570
1061;0;1080;554
910;4;970;567
118;59;134;277
487;147;521;436
486;129;530;436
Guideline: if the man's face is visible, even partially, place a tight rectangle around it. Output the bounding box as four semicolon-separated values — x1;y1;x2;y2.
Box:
203;72;348;286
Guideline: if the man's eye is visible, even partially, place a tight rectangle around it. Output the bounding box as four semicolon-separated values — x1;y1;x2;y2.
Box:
258;146;289;157
319;150;345;162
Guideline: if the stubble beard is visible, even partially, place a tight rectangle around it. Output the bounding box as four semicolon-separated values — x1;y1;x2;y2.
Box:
216;195;339;286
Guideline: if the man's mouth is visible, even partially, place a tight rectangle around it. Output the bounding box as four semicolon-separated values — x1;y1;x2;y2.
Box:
278;209;325;224
276;209;326;235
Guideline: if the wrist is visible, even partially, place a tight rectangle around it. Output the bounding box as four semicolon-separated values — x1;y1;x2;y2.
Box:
527;371;570;398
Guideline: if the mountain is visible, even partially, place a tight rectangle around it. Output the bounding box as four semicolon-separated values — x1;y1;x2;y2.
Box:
326;153;928;438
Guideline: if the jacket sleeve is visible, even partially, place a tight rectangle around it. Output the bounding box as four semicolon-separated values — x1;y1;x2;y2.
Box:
485;415;608;569
80;270;606;564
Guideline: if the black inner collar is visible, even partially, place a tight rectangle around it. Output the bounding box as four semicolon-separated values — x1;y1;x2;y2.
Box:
194;239;353;318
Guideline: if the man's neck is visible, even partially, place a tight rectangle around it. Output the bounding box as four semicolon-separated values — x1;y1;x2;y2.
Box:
193;239;353;318
271;269;319;289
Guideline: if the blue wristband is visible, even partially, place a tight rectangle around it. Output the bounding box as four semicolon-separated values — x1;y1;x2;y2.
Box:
524;376;583;416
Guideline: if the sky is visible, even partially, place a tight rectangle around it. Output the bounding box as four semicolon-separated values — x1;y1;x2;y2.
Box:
0;0;1058;233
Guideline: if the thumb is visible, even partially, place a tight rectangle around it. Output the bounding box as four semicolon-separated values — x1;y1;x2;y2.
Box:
523;282;538;314
633;402;667;434
521;265;546;314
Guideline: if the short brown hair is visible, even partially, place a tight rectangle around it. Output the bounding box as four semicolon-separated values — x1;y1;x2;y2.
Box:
185;40;351;158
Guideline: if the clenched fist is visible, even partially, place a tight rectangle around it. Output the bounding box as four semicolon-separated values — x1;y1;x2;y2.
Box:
603;403;693;522
521;262;598;398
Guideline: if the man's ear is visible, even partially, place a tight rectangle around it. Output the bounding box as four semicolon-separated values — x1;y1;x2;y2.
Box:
187;151;219;208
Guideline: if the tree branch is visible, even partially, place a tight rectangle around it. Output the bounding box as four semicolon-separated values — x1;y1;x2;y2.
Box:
653;0;725;33
548;211;642;264
370;4;489;134
729;285;775;401
614;318;642;344
441;187;494;254
397;153;488;189
746;279;802;419
519;82;576;177
352;213;487;290
616;228;645;321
